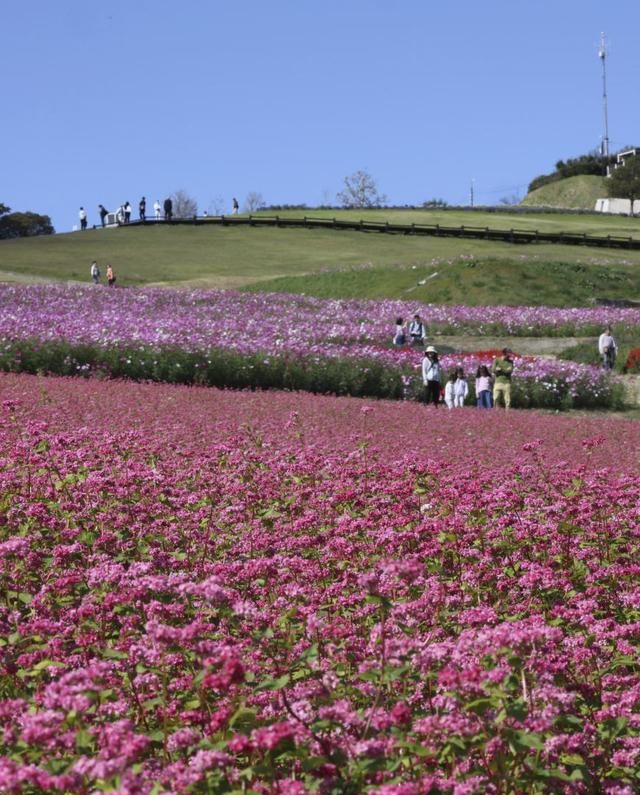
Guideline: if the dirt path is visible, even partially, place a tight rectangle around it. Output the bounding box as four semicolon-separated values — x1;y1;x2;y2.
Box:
430;335;593;356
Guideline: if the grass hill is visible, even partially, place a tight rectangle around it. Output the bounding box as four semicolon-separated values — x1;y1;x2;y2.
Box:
1;208;640;306
520;175;607;210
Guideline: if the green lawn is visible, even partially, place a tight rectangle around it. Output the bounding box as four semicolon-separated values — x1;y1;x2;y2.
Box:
1;209;640;306
520;174;607;210
248;256;640;306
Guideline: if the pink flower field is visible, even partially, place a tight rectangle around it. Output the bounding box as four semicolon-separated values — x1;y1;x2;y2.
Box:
0;373;639;794
0;284;626;409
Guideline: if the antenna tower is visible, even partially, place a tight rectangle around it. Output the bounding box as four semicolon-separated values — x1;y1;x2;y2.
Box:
598;32;610;159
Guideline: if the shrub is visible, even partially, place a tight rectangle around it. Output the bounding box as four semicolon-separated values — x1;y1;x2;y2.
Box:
623;347;640;373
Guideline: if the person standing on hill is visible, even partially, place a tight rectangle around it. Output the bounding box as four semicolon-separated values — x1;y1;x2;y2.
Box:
232;197;239;215
492;348;514;409
139;196;146;221
98;205;108;227
598;325;618;370
90;261;100;284
79;207;87;230
124;202;132;223
106;265;116;287
164;197;173;221
154;199;161;220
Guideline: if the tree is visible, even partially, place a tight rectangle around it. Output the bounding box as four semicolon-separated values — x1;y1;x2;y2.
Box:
422;198;449;208
244;192;266;212
0;204;54;239
171;190;198;219
207;195;226;216
337;170;387;208
608;154;640;214
499;194;521;206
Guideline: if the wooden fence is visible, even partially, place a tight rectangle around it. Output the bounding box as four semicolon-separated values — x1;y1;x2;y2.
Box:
124;215;640;251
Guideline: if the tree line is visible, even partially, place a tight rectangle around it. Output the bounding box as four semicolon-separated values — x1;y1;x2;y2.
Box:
0;203;54;239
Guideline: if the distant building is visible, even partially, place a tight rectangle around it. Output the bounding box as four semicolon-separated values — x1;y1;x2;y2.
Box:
594;197;640;214
595;149;638;213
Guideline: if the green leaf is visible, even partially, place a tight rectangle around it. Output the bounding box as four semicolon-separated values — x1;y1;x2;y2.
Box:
257;674;290;690
229;707;258;732
514;730;545;751
33;659;66;672
102;648;128;660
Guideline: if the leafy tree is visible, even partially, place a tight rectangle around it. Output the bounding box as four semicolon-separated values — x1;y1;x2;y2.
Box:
422;198;449;208
171;189;198;219
608;153;640;214
528;150;616;193
244;192;266;212
337;170;387;208
0;204;54;239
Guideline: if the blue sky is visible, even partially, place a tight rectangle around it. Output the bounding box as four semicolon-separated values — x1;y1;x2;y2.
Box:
3;0;639;231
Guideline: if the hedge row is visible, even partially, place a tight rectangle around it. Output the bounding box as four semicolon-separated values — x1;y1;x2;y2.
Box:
0;339;627;411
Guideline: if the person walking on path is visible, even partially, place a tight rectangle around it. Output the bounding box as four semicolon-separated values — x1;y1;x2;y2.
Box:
475;364;493;408
232;197;239;215
98;205;108;227
163;197;173;221
79;207;87;231
90;261;101;284
139;197;146;221
106;265;116;287
154;199;161;220
422;346;442;407
598;325;618;370
492;348;514;409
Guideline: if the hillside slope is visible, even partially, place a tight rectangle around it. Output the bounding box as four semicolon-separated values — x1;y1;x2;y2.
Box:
1;209;640;305
521;175;607;210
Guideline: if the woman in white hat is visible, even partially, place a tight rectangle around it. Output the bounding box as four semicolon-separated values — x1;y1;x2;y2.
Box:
422;346;442;407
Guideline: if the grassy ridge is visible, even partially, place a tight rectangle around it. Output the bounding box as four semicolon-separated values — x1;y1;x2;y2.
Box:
1;209;640;305
248;256;640;305
520;174;607;209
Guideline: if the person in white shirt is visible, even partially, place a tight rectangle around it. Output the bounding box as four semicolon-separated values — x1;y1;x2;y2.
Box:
154;199;161;220
453;368;469;407
444;371;456;409
79;207;87;231
598;325;618;370
422;346;442;406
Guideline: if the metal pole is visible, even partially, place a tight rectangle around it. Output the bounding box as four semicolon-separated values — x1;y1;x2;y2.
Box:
599;32;610;160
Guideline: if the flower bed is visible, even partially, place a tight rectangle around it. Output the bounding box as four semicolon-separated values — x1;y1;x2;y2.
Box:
0;376;638;793
1;284;639;346
0;286;627;409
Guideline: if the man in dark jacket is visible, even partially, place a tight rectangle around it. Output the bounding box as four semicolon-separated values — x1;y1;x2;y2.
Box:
163;197;173;221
